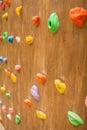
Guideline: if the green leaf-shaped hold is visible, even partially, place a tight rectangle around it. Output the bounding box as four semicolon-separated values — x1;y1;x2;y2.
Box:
3;32;8;42
48;13;60;33
68;111;84;126
15;115;21;124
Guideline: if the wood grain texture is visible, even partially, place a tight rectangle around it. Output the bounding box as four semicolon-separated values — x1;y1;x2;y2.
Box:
0;0;87;130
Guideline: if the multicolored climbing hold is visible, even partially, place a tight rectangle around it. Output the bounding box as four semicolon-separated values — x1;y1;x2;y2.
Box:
8;36;14;43
48;13;60;33
54;79;66;94
7;113;11;120
37;73;46;84
3;32;8;42
36;110;46;120
31;85;40;101
2;12;8;20
15;65;21;72
70;7;87;27
68;111;84;126
24;99;31;107
16;6;22;16
15;115;21;124
4;69;11;77
2;105;6;113
5;93;11;99
26;36;33;44
9;107;14;115
11;73;17;83
32;16;40;26
1;86;6;93
15;36;21;43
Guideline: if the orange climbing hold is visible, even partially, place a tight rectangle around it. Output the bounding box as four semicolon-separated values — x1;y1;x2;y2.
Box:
24;99;31;107
37;73;46;84
70;7;87;27
32;16;40;26
5;0;11;7
4;69;11;77
0;117;2;123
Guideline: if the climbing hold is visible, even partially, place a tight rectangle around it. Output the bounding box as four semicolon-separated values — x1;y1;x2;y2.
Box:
9;107;14;115
15;36;21;43
0;100;2;105
3;32;8;42
1;86;6;93
31;85;40;101
2;105;6;113
24;99;31;107
15;115;21;124
54;79;66;94
16;6;22;16
11;73;17;83
26;36;33;44
0;56;3;62
0;36;3;42
0;117;2;123
85;96;87;107
36;110;46;120
5;0;11;7
48;13;60;33
5;93;11;99
32;16;40;26
15;65;21;72
2;12;8;20
7;114;11;120
0;1;5;11
68;111;84;126
70;7;87;27
4;69;11;77
8;36;14;43
3;57;8;64
37;73;46;84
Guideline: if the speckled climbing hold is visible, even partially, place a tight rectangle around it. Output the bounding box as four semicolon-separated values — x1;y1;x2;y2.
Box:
2;105;6;113
2;12;8;20
24;99;31;107
32;16;40;26
7;114;11;120
70;7;87;27
4;69;11;77
48;13;60;33
15;65;21;72
37;73;46;84
1;86;6;93
0;1;5;11
8;36;14;43
15;36;21;43
31;85;40;101
0;100;2;105
54;79;66;94
9;107;14;115
5;93;11;99
16;6;22;16
3;57;8;64
15;115;21;124
11;73;17;83
0;117;2;123
36;110;46;120
5;0;11;7
26;36;33;44
0;36;3;42
0;56;3;62
68;111;84;126
3;32;8;42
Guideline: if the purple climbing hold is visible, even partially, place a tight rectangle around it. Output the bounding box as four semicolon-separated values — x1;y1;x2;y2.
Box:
30;85;40;101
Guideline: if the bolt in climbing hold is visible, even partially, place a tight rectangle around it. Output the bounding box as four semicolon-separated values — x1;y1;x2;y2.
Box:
26;36;33;44
32;16;40;26
8;36;14;43
31;85;40;101
11;73;17;83
16;6;22;16
2;12;8;20
36;110;46;120
24;99;31;107
37;73;46;84
5;93;11;99
1;86;6;93
15;115;21;124
15;65;21;72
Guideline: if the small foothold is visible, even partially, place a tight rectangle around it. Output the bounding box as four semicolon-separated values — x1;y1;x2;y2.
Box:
0;2;5;11
4;69;11;77
16;6;22;16
31;85;40;101
48;13;60;33
3;57;8;64
70;7;87;27
54;79;66;94
5;93;11;99
7;114;11;120
5;0;11;7
0;117;2;123
9;107;14;115
15;115;21;124
36;110;46;120
37;73;46;84
85;96;87;107
0;36;3;42
0;56;3;62
8;36;14;43
15;36;21;43
2;105;6;113
1;86;6;93
68;111;84;126
3;32;8;42
24;99;31;107
32;16;40;26
2;12;8;20
0;100;2;105
11;73;17;83
15;65;21;72
26;36;33;44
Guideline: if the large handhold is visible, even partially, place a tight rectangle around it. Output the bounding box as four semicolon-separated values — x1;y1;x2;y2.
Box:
36;110;46;120
30;85;40;101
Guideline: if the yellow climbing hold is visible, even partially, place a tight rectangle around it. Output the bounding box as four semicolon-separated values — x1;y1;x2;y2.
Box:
1;87;6;93
11;73;16;83
16;6;22;16
26;36;33;44
54;79;66;94
2;12;8;19
36;110;46;120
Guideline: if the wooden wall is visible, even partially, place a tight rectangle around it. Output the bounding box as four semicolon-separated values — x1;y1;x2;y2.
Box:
0;0;87;130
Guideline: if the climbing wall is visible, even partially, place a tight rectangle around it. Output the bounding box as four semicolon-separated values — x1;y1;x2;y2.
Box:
0;0;87;130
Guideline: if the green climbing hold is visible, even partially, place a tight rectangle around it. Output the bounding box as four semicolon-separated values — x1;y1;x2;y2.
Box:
47;13;60;33
68;111;84;126
3;32;8;42
5;93;11;99
15;115;21;124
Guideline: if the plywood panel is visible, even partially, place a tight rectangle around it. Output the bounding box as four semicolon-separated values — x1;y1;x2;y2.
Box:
0;0;87;130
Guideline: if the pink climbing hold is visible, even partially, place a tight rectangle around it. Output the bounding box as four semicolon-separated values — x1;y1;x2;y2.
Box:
85;96;87;107
15;65;21;72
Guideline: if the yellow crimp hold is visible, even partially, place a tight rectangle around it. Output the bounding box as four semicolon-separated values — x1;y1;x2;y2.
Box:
26;36;33;44
16;6;22;16
11;73;17;83
2;12;8;19
0;87;6;93
36;110;46;120
54;79;66;94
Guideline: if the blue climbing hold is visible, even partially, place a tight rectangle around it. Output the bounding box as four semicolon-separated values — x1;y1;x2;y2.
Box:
8;36;14;43
0;56;3;62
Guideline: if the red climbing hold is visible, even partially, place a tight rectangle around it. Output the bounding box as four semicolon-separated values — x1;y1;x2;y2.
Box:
37;73;46;84
32;16;40;26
